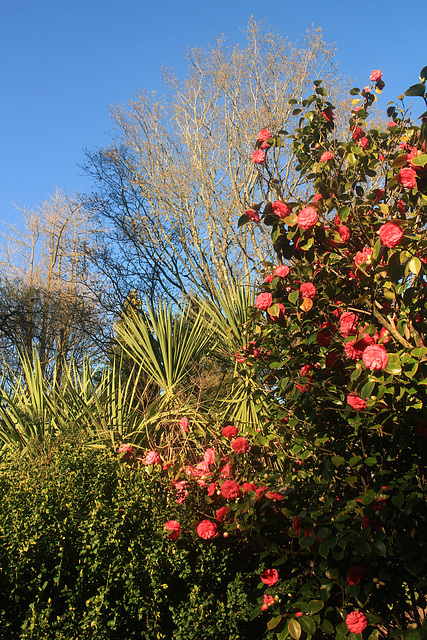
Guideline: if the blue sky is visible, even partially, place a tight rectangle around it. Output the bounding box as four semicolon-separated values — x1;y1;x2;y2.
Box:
1;0;426;227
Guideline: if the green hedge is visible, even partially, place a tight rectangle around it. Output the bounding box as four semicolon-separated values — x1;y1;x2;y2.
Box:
0;442;272;639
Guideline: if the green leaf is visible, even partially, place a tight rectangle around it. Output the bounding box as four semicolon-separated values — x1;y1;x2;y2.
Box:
392;492;404;507
350;87;360;96
277;627;290;640
331;456;345;467
268;615;283;630
337;205;350;222
288;290;300;304
384;354;402;375
238;214;250;227
412;347;427;357
308;599;324;614
409;154;427;168
288;619;302;640
408;257;422;275
300;616;317;635
372;540;387;556
392;154;409;168
405;83;426;97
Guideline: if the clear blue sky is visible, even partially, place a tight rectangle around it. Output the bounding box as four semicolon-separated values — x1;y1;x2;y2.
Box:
1;0;426;227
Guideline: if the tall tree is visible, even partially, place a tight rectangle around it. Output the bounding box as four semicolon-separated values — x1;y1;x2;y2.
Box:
0;189;109;379
84;21;350;304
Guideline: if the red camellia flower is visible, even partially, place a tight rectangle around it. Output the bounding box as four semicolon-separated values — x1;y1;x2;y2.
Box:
231;437;250;453
274;264;290;278
352;126;365;141
347;566;365;585
358;137;369;150
339;311;358;337
257;128;272;142
320;150;334;161
354;247;373;268
204;448;215;465
261;594;275;611
245;209;260;223
398;167;417;189
362;344;388;370
179;417;189;433
221;479;241;499
165;520;181;541
143;450;161;465
241;482;258;493
379;222;403;248
216;506;229;523
298;207;318;230
347;393;367;410
300;282;316;299
118;443;133;459
272;200;292;218
196;520;218;539
251;150;266;164
260;568;279;586
370;69;382;82
346;611;368;633
331;224;350;246
322;108;334;122
222;424;238;438
255;292;273;310
265;491;284;501
317;321;336;346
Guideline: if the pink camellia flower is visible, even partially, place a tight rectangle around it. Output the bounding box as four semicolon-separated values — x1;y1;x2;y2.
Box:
272;201;292;218
362;344;388;370
298;206;318;230
196;519;218;539
379;222;403;248
352;126;365;141
220;462;231;478
354;247;373;268
257;128;272;142
165;520;181;541
216;506;229;523
251;150;266;164
204;448;215;465
231;437;250;453
264;273;275;283
345;333;375;361
347;393;367;411
274;264;290;278
179;417;189;433
260;568;279;586
118;443;134;459
255;292;273;310
346;611;368;633
222;424;238;439
260;140;269;149
300;282;316;299
261;594;275;611
320;150;334;162
241;482;258;493
245;209;260;223
143;450;161;465
370;69;382;82
312;193;323;204
221;479;241;499
358;137;369;150
322;108;334;122
207;482;218;496
347;566;365;585
339;311;358;337
331;224;350;246
389;121;397;128
398;167;417;189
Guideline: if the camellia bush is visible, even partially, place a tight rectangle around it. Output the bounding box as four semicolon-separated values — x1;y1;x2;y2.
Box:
145;68;427;640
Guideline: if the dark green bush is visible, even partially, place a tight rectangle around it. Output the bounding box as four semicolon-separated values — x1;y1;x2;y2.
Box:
0;441;272;639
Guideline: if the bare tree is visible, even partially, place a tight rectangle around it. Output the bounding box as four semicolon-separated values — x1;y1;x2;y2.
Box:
84;21;350;303
0;189;109;379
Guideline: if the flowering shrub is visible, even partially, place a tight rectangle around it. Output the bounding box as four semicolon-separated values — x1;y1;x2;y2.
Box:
227;66;427;639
